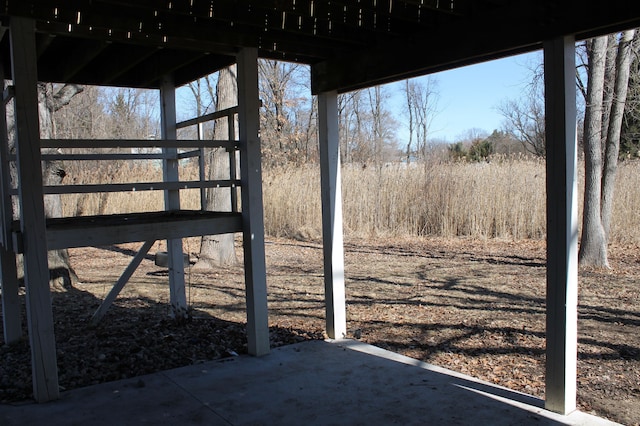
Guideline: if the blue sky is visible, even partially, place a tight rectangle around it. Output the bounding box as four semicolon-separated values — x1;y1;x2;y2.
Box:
388;50;543;143
174;50;544;144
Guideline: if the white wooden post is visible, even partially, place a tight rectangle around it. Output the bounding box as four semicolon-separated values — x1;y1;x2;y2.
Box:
544;35;578;415
197;122;206;210
318;91;347;339
237;48;270;356
160;76;188;319
0;65;22;344
10;17;60;402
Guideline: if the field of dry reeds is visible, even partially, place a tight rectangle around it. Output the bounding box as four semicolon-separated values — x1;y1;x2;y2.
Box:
61;156;640;244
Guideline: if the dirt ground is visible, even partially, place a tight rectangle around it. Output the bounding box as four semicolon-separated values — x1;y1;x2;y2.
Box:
1;237;639;425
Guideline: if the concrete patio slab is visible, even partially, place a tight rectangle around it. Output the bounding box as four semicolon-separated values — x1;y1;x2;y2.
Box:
0;339;619;425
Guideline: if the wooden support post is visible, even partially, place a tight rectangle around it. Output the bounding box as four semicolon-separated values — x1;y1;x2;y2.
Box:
197;122;206;210
318;91;347;339
0;64;22;344
228;114;239;213
160;76;187;319
237;48;269;356
544;35;578;415
91;240;155;325
10;17;59;402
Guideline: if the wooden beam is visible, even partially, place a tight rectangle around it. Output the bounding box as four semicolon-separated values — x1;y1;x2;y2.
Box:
0;244;20;344
176;106;238;129
0;64;21;344
544;35;578;415
90;240;155;325
237;47;270;356
160;76;188;319
318;91;347;339
29;211;243;252
311;0;640;94
9;16;59;402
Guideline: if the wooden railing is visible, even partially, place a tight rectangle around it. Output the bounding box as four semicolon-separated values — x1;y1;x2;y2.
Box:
6;105;244;252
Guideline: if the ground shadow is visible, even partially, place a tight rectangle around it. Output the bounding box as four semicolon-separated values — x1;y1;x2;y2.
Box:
0;282;323;403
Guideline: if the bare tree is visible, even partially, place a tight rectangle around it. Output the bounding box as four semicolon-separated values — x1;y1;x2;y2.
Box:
579;30;637;268
337;90;363;164
193;66;239;269
404;80;415;163
258;60;310;166
105;88;158;140
7;83;84;288
366;85;398;166
620;47;640;157
40;84;84;287
404;77;439;162
53;85;105;139
497;82;546;156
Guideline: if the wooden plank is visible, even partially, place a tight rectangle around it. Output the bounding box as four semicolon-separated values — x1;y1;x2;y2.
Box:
90;240;155;325
40;152;173;161
20;211;243;252
0;71;22;344
197;122;206;210
10;16;59;402
176;105;239;129
40;138;238;150
228;113;239;213
0;71;13;249
176;149;201;160
160;76;187;319
38;179;241;195
543;35;578;415
237;47;270;356
318;91;347;340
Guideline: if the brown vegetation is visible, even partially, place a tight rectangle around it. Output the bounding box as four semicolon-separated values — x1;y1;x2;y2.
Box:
61;157;640;244
1;237;638;425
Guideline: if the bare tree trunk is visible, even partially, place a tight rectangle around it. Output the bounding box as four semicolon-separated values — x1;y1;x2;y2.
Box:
601;34;617;142
40;83;83;289
193;66;238;269
601;30;636;240
405;80;414;164
579;36;609;268
8;83;83;289
579;31;637;268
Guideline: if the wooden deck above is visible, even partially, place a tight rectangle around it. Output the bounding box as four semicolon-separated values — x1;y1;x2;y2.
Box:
11;210;243;252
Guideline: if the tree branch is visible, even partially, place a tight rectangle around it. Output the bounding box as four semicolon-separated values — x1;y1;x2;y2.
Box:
53;84;84;112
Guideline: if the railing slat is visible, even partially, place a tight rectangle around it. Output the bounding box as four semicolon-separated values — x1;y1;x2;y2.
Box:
39;139;239;149
28;180;242;195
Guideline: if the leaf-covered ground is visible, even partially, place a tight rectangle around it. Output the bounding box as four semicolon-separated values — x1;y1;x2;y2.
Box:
1;237;639;425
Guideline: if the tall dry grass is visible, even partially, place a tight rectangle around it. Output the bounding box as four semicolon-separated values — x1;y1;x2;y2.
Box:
60;157;640;244
608;160;640;244
60;159;201;217
264;157;547;240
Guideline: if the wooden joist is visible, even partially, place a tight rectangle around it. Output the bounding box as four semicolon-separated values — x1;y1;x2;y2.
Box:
11;210;242;252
